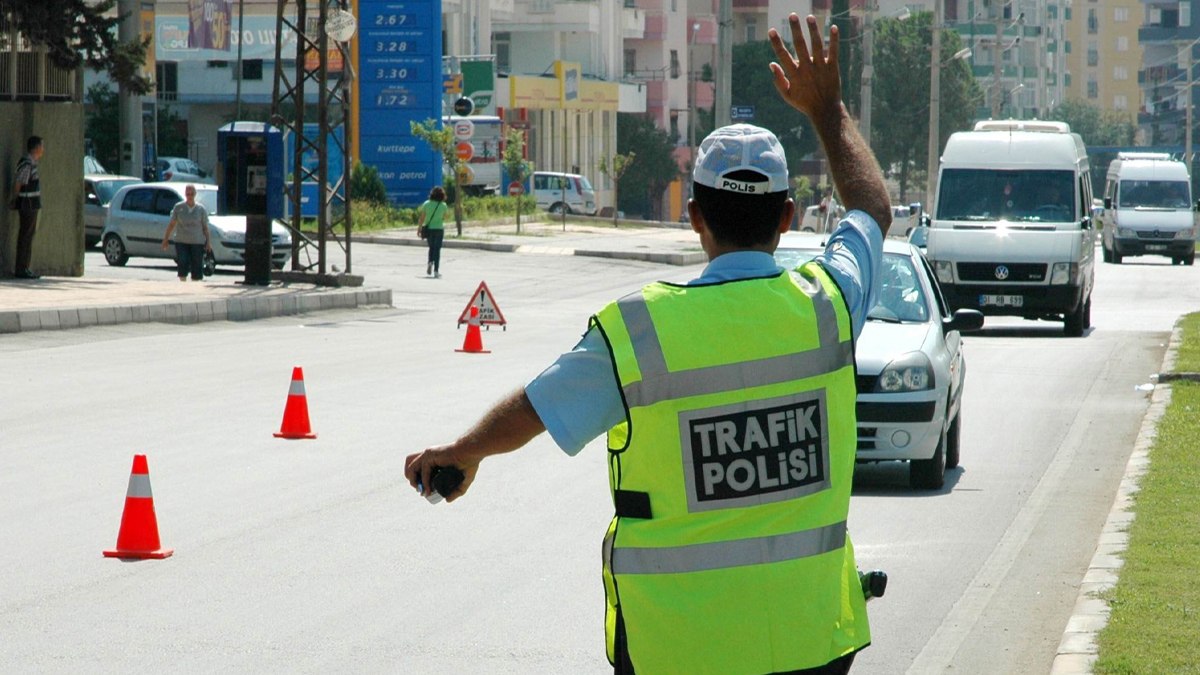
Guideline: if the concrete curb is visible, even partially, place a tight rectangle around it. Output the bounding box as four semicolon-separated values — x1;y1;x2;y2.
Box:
0;286;393;335
1050;323;1180;673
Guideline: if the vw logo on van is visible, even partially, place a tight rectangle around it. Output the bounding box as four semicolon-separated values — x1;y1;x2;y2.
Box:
994;265;1010;280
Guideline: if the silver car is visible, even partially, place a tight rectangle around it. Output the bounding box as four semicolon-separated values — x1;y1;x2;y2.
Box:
84;174;142;247
101;183;292;273
775;233;983;489
157;156;214;184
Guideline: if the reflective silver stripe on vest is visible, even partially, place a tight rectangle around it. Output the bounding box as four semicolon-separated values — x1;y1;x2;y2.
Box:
125;474;153;498
610;521;846;575
18;191;40;198
616;274;848;408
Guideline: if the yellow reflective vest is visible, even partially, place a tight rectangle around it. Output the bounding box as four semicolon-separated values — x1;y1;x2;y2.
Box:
591;262;869;674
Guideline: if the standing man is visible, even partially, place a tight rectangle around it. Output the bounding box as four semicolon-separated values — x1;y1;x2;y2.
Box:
405;15;891;674
11;136;44;279
160;184;212;281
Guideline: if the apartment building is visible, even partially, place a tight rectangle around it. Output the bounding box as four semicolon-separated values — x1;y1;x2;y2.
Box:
1064;0;1142;121
1138;0;1197;145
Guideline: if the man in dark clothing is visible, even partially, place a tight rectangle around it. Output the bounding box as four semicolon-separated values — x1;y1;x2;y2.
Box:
11;136;44;279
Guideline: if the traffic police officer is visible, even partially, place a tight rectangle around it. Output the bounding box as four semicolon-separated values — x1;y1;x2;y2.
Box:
405;15;893;674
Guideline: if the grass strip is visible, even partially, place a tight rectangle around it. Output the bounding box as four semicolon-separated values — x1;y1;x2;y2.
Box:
1094;313;1200;674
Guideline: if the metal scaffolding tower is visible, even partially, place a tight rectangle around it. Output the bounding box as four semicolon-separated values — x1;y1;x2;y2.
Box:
272;0;353;275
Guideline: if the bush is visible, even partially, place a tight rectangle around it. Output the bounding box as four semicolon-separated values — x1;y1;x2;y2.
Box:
351;161;389;205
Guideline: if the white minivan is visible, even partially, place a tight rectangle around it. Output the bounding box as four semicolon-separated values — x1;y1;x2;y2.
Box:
924;120;1096;337
531;171;597;215
1100;152;1197;265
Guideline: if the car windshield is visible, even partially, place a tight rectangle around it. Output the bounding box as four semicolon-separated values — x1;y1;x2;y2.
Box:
1118;180;1191;209
578;176;593;191
774;249;929;323
95;179;140;205
937;169;1076;223
194;190;219;214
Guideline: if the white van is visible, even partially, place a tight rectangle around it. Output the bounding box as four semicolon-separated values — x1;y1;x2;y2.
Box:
1100;152;1197;265
925;120;1096;337
532;171;597;215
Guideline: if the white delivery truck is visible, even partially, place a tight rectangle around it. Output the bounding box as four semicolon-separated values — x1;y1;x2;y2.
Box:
925;120;1097;337
1099;152;1197;265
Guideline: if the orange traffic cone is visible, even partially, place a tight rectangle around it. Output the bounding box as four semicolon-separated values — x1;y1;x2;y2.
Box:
104;454;173;559
274;366;317;439
456;306;491;354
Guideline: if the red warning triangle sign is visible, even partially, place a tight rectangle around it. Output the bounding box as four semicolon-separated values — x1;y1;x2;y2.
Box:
457;281;507;329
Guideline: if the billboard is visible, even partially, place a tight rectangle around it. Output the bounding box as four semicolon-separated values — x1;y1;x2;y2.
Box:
356;0;443;205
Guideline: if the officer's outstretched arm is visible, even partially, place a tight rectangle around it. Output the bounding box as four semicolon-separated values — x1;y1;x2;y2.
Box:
404;388;546;503
768;14;892;236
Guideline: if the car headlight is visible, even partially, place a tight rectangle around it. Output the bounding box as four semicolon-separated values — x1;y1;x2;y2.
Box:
875;352;935;392
1176;228;1197;240
1117;227;1136;238
214;227;243;243
932;260;953;284
1050;262;1076;285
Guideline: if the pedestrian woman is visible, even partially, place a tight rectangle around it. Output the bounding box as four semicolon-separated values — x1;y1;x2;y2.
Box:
161;184;212;281
417;186;448;277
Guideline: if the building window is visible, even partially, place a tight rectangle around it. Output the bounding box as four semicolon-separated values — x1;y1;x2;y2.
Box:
1114;65;1128;80
669;111;680;143
624;49;636;77
746;18;758;42
1065;7;1072;20
239;59;263;81
1087;44;1099;67
670;50;680;79
1114;94;1128;110
207;61;229;68
156;61;178;101
493;32;511;73
1087;9;1098;33
1117;36;1129;51
1114;6;1129;21
1087;78;1098;98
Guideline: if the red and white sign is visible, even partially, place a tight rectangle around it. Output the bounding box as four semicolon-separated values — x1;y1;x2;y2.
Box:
457;281;508;329
453;119;475;140
508;181;524;196
455;141;474;161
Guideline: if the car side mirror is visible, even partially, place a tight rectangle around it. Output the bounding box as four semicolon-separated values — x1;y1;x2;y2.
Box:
944;308;984;334
1081;216;1092;230
920;214;931;228
86;193;100;205
1104;197;1113;209
1194;199;1200;212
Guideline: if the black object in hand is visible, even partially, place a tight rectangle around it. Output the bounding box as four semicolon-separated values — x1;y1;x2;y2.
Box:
430;466;465;498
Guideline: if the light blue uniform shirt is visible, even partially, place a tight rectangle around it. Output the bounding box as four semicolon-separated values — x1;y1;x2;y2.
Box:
525;210;884;455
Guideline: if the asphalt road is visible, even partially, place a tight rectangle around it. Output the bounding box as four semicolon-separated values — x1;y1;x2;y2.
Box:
0;243;1193;673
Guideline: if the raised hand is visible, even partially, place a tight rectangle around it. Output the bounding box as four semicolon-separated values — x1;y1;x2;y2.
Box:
768;14;843;121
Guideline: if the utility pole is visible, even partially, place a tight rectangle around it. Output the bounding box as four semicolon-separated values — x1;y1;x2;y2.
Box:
861;3;874;148
926;0;942;209
990;7;1002;118
117;0;143;180
1186;41;1193;170
715;0;732;127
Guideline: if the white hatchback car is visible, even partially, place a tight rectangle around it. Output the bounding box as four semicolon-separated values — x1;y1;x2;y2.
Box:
84;174;142;247
157;156;215;184
775;233;984;489
100;183;292;273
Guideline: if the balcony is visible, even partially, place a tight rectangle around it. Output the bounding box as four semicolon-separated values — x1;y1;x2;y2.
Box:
693;80;714;109
623;5;645;39
1139;24;1200;43
1140;64;1184;84
643;11;667;41
647;78;667;108
689;16;718;45
508;0;601;32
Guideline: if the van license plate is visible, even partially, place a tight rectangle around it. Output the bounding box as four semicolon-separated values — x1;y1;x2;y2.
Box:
980;294;1024;307
1146;244;1168;251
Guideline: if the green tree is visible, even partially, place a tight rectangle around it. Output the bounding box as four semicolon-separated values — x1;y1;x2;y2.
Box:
500;128;533;233
410;119;464;235
85;83;120;169
873;12;983;202
615;114;678;219
729;40;820;180
597;151;636;227
1049;100;1137;147
3;0;152;94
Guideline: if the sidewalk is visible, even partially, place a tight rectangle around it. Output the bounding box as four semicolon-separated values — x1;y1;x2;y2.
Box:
0;221;703;335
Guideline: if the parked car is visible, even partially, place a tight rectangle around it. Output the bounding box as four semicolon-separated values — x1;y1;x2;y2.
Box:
799;196;845;233
531;171;597;215
84;174;143;247
84;155;110;175
101;182;291;273
157;156;214;184
774;233;984;489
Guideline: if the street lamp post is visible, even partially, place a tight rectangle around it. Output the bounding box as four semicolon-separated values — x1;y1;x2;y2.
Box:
926;0;943;210
689;21;699;183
